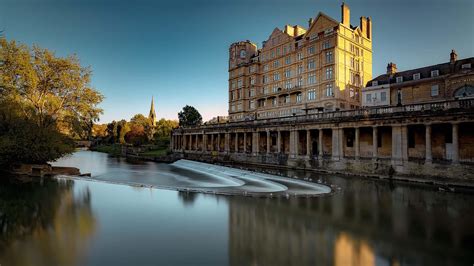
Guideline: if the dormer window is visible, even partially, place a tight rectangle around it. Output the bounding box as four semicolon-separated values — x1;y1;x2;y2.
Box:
372;81;378;86
240;50;246;58
413;73;421;80
431;70;439;77
396;76;403;83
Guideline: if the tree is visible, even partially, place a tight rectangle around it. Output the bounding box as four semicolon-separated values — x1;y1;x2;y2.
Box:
178;105;202;127
130;113;153;141
125;124;148;146
0;38;103;166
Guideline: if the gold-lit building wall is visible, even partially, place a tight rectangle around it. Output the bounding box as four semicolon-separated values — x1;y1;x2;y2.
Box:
227;3;372;121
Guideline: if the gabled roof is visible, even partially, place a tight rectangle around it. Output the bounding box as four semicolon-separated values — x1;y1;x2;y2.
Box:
303;12;339;38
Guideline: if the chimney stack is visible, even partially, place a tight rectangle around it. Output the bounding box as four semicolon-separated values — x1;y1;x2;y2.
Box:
341;2;350;27
450;49;457;64
308;18;314;27
360;16;367;37
387;62;397;76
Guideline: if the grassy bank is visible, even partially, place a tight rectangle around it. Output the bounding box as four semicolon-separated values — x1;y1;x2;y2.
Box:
139;148;168;157
92;144;122;156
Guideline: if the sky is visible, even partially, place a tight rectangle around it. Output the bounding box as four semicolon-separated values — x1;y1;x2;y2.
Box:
1;0;473;123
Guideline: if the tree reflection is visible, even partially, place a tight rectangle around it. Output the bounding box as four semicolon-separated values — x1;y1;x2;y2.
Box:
0;177;96;266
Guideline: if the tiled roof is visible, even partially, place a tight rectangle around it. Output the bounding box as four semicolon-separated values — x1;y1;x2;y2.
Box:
366;57;474;87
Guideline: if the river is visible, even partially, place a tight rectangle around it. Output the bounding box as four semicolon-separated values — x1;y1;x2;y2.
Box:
0;150;472;266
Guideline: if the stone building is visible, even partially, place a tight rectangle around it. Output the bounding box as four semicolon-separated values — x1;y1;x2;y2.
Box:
228;3;372;121
362;50;474;107
172;4;474;179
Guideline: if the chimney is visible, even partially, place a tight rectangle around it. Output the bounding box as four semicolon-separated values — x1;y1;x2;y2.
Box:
341;2;350;27
387;62;397;76
366;17;372;39
450;49;457;64
308;18;314;28
360;16;367;37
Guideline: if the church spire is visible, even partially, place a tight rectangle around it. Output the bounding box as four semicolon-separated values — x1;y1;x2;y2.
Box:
149;96;157;126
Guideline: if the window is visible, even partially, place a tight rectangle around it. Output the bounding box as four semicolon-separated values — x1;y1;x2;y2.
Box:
238;89;242;99
273;60;279;68
250;88;255;97
285;95;290;103
325;51;333;63
381;91;387;102
431;84;439;96
296;93;302;102
263;87;269;94
284;68;291;78
272;98;277;106
237;103;242;111
273;72;280;81
325;83;333;97
372;80;378;86
237;79;243;88
240;50;246;58
350;57;355;69
366;93;372;102
276;47;280;56
322;40;330;49
263;65;269;71
396;76;403;83
272;85;278;93
271;50;275;58
462;63;472;69
297;65;303;74
230;91;235;101
413;73;421;80
308;46;315;55
263;75;268;84
307;89;316;100
285;56;291;65
325;67;333;80
231;81;236;89
250;77;255;85
283;46;287;54
231;104;236;112
431;70;439;77
285;80;292;89
308;59;316;70
297;52;303;60
250;100;255;109
298;76;303;87
308;73;316;84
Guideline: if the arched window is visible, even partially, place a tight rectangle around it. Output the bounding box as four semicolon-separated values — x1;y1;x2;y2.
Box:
239;50;246;58
454;85;474;98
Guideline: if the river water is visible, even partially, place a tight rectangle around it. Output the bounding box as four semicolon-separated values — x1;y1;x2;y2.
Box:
0;150;473;266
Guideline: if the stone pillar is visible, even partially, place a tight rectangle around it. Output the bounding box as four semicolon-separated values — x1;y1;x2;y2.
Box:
318;129;324;158
252;132;259;155
266;131;271;154
372;126;378;159
225;133;230;153
235;133;239;153
452;123;459;164
289;130;297;158
332;128;341;161
210;134;214;151
243;133;247;153
391;125;408;165
195;135;198;151
203;134;207;152
183;134;187;150
306;130;311;157
425;124;432;163
217;134;221;152
355;127;360;160
277;131;281;153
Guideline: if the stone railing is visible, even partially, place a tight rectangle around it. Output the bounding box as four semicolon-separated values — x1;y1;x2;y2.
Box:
181;99;474;131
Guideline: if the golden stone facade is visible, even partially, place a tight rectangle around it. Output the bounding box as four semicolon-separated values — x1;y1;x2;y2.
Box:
228;3;372;121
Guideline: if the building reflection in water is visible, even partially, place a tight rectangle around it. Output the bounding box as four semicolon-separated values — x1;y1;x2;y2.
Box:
228;169;474;266
0;178;96;266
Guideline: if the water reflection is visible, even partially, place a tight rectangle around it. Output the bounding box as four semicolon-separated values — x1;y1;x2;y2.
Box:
227;172;474;266
0;178;96;266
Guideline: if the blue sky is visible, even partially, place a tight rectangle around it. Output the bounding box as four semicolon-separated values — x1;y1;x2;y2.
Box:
1;0;473;122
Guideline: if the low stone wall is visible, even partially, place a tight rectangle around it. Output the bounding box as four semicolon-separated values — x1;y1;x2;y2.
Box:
179;151;474;187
